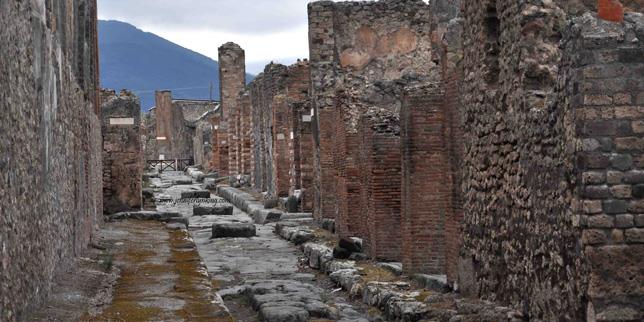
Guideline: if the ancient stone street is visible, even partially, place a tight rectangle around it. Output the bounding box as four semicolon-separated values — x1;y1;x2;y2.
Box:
1;0;643;321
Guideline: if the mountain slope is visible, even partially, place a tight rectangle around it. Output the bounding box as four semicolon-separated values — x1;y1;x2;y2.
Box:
98;20;252;110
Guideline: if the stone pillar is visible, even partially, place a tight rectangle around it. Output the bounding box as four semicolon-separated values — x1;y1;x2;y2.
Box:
309;2;338;220
155;90;173;160
101;90;143;215
218;42;246;176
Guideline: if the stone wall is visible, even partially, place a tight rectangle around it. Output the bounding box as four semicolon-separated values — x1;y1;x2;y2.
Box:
0;0;101;320
249;63;289;195
193;109;217;170
101;90;142;215
459;1;643;320
564;13;643;321
154;91;193;160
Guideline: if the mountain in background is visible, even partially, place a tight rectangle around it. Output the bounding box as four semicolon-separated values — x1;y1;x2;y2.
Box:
98;20;254;111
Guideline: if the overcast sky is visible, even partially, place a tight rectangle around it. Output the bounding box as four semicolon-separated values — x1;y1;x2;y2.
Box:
97;0;328;74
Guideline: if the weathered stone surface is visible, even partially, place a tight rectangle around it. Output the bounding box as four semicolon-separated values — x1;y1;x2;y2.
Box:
101;90;143;215
108;211;182;222
0;1;101;318
193;204;234;216
181;190;211;199
211;223;256;238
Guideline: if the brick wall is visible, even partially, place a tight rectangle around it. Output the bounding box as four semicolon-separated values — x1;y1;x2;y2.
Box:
401;83;449;274
0;0;102;319
359;109;402;261
101;90;143;215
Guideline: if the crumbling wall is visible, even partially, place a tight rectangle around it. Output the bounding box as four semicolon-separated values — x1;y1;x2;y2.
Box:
308;0;434;243
0;0;101;319
459;1;611;319
101;90;142;215
193;109;217;170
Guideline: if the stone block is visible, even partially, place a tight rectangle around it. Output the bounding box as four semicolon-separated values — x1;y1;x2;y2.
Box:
193;204;234;216
603;200;628;214
211;223;256;238
625;228;644;243
628;200;644;213
614;214;634;228
338;237;363;254
624;170;644;184
588;215;615;228
607;171;624;184
180;190;211;199
583;229;609;245
609;185;632;199
411;274;450;293
584;185;611;199
615;137;644;152
584;200;604;214
583;171;606;184
586;245;643;306
635;214;644;227
633;184;644;198
610;154;633;171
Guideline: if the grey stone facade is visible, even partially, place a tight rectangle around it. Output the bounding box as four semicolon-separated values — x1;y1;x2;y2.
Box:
0;0;101;320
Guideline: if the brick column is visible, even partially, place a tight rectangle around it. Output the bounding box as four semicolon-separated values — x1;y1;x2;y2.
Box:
401;83;449;274
359;109;402;261
218;42;246;176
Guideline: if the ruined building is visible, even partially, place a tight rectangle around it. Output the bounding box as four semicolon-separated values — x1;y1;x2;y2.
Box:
143;91;218;167
0;0;102;320
208;0;643;320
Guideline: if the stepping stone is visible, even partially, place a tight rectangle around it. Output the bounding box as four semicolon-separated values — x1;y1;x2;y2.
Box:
211;223;256;238
173;179;193;185
193;204;233;216
181;190;211;199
